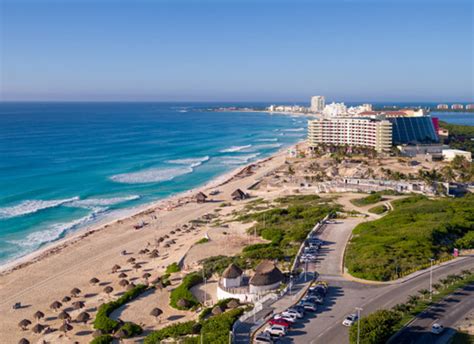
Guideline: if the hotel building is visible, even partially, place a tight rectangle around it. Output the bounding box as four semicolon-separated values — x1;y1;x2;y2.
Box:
310;96;325;112
436;104;449;110
307;117;393;152
451;104;464;110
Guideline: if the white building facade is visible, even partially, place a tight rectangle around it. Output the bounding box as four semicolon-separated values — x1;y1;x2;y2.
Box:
310;96;325;113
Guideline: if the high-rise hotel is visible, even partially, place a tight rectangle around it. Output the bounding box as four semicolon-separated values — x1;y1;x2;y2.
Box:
307;117;393;152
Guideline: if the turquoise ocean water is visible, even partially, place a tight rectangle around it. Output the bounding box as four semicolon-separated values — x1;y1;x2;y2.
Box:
0;103;472;265
0;102;308;264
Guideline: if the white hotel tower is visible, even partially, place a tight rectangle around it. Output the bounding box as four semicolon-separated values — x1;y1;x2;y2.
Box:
310;96;325;113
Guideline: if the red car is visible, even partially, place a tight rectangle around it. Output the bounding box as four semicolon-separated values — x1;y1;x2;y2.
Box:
268;318;291;328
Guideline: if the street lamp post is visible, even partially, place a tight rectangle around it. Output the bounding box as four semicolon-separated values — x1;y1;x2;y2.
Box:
356;307;363;344
429;258;435;300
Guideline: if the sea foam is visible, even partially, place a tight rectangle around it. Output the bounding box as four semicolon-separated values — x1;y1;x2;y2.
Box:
69;195;140;209
218;153;260;166
220;145;252;153
110;166;193;184
0;197;80;220
166;156;210;168
256;138;278;142
282;128;305;132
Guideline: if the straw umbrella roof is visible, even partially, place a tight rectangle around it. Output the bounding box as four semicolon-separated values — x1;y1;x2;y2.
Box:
76;311;90;323
163;243;170;248
231;188;248;200
58;310;71;320
142;272;151;279
138;249;147;255
133;263;142;270
150;308;163;317
149;251;159;258
127;257;136;263
176;228;182;232
227;299;240;309
126;283;136;291
222;263;243;279
31;323;44;334
119;279;129;287
18;319;31;330
103;286;114;294
170;230;175;235
59;322;73;333
249;260;284;286
195;192;208;203
163;234;169;239
70;288;81;297
61;296;71;303
212;306;223;315
49;301;62;310
72;301;85;310
33;311;45;321
112;264;121;273
89;277;100;285
118;272;128;279
157;237;165;243
18;339;30;344
177;299;190;308
115;328;128;339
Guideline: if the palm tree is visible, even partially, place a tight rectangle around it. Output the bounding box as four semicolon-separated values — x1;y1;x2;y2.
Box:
407;295;419;305
418;289;430;300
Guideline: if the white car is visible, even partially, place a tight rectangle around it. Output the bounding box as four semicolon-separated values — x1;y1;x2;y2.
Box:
254;332;274;343
274;313;296;323
342;314;358;326
431;323;444;335
264;324;287;337
283;308;304;319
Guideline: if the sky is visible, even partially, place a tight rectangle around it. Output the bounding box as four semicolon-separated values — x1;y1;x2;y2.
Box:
0;0;473;102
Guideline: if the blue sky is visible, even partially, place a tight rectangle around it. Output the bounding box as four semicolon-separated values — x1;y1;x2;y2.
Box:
0;0;473;102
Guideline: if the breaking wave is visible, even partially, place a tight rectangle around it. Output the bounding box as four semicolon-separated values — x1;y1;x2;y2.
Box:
0;197;80;220
220;145;252;153
166;156;210;168
218;153;260;166
256;138;278;142
110;166;193;184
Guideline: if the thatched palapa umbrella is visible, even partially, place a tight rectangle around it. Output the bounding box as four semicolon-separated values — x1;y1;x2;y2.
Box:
112;264;121;273
133;263;142;271
103;286;114;295
70;288;81;297
49;301;62;311
62;296;71;303
212;306;223;315
33;311;45;322
164;234;169;239
31;323;44;334
150;307;163;322
142;272;151;280
158;237;164;243
58;310;71;321
170;230;175;235
227;299;239;309
149;251;159;259
92;329;104;338
177;299;189;308
89;277;100;286
18;319;32;330
126;283;136;291
76;311;90;324
59;322;73;335
127;257;136;264
118;272;128;279
119;279;129;287
18;338;30;344
72;301;85;310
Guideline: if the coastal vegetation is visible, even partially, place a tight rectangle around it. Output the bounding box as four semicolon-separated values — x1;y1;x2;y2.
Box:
345;195;474;281
349;269;474;344
350;193;385;207
93;284;147;334
144;307;244;343
169;271;203;310
440;120;474;153
165;262;181;274
195;237;210;244
368;205;388;215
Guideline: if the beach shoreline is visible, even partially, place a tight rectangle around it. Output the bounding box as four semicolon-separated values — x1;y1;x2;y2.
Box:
0;143;296;276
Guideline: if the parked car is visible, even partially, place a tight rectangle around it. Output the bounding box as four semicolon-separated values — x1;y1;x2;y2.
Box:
304;294;324;304
254;332;274;343
283;308;304;319
299;301;317;312
342;314;358;326
274;313;297;323
265;324;287;337
431;323;444;335
268;318;291;328
291;305;306;316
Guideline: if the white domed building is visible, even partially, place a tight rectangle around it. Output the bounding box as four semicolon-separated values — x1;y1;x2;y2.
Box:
216;260;284;302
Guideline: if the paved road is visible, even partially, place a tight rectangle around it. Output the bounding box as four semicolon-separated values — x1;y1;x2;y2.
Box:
389;282;474;344
271;219;474;344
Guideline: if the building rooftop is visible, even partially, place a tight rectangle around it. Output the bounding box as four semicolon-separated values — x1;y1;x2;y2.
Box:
249;260;284;286
222;263;243;279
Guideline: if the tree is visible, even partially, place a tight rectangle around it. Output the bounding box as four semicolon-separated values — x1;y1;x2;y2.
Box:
349;309;402;344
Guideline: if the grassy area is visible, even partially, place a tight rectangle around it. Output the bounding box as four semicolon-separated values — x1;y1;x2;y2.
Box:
237;195;340;264
169;271;203;310
165;262;181;274
350;192;385;207
368;204;388;215
345;195;474;281
450;332;474;344
440;120;474;153
195;237;209;244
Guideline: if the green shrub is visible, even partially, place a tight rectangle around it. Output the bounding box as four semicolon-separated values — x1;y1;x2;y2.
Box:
351;193;384;207
144;321;198;344
119;322;143;337
90;334;113;344
456;231;474;249
195;237;209;245
368;205;387;215
93;284;147;333
349;309;402;344
170;272;203;310
200;308;244;343
166;262;181;274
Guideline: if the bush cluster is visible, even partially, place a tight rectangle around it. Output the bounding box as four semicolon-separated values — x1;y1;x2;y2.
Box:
143;321;199;344
348;309;402;344
93;284;147;333
89;334;113;344
166;262;181;274
350;193;384;207
169;272;203;310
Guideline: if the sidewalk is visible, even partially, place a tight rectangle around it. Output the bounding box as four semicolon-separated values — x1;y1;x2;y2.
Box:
233;271;315;344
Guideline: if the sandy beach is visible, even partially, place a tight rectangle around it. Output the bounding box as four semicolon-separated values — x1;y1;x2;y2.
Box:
0;143;294;344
